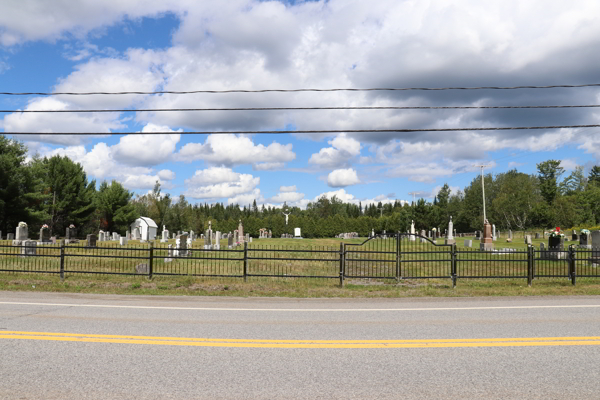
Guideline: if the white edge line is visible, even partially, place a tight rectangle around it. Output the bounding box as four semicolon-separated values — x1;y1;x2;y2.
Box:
0;302;599;312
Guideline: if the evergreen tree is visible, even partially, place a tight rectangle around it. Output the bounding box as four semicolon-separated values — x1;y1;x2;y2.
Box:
32;154;95;235
537;160;564;205
0;136;48;233
96;180;138;233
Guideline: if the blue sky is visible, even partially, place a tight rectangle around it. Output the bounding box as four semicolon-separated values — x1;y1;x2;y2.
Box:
2;0;600;209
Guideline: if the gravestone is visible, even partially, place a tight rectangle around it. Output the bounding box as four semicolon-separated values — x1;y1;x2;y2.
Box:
164;244;173;263
0;230;2;240
245;234;250;242
135;263;149;274
420;230;427;243
172;232;176;239
535;232;540;239
99;231;105;242
214;231;221;250
162;227;169;243
87;234;97;247
238;220;244;244
572;230;578;241
579;232;591;249
508;230;513;240
492;224;496;241
190;230;195;240
228;232;233;249
65;226;77;240
120;237;128;246
475;231;481;239
294;227;302;239
591;231;600;265
14;222;28;245
464;239;472;248
204;227;212;249
525;235;532;245
176;233;188;257
21;240;37;257
410;220;416;241
445;216;455;245
39;227;50;243
7;233;14;240
126;231;131;240
112;232;118;241
268;230;272;239
234;230;239;244
480;220;494;251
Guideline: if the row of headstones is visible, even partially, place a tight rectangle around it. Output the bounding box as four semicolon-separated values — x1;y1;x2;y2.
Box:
1;224;80;243
98;230;133;245
337;232;359;239
258;229;272;239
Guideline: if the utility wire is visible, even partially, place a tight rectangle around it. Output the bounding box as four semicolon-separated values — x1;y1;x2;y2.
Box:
3;104;600;113
2;83;600;96
5;124;600;135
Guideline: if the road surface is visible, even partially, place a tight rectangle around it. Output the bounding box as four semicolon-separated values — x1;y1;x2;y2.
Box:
1;291;599;399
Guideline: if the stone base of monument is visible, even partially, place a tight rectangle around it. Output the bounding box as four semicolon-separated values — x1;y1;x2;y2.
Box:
445;238;455;245
294;236;303;239
12;240;23;246
21;240;37;257
160;239;168;243
579;245;592;249
480;242;494;251
135;263;149;274
64;239;79;245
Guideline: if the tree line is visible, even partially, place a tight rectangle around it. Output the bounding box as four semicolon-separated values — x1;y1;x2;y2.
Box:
2;135;600;239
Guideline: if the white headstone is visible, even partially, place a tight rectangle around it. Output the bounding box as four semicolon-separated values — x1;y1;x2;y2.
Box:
410;220;415;241
294;227;301;238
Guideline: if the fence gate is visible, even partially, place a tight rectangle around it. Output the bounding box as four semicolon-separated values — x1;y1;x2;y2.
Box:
344;234;399;280
398;233;454;283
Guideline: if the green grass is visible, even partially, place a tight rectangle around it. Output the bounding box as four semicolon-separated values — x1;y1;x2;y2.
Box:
0;235;598;298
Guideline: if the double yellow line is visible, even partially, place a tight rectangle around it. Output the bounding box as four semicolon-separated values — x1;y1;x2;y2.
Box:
1;331;600;348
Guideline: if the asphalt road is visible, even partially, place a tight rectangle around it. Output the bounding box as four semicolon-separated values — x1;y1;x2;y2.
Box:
1;292;599;399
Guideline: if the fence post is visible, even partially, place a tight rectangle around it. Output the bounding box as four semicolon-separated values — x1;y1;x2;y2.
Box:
395;232;401;281
527;245;533;287
339;242;345;287
59;239;65;282
243;241;248;282
148;242;153;280
569;245;576;286
451;244;457;288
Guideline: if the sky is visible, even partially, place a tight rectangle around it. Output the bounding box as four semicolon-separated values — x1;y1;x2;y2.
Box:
1;0;600;209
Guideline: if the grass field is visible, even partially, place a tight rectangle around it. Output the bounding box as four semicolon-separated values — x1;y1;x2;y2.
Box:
0;234;598;298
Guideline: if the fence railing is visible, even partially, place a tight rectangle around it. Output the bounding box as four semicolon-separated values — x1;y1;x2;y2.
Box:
1;234;599;286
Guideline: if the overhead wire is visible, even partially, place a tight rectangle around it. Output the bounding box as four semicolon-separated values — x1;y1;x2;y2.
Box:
2;83;600;96
3;104;600;113
4;124;600;135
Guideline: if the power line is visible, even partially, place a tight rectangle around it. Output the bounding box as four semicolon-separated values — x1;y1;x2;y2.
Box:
5;124;600;135
2;83;600;96
4;104;600;113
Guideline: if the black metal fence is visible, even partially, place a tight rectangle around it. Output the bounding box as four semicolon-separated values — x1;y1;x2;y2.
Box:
1;233;599;286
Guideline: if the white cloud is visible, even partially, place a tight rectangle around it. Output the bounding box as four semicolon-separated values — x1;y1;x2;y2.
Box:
157;169;176;180
184;167;260;201
560;159;579;171
4;98;121;145
111;124;181;166
327;168;361;187
177;134;295;168
280;185;297;192
269;191;305;204
309;134;362;169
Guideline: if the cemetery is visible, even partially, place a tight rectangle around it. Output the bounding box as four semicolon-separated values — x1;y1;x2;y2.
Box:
1;216;600;288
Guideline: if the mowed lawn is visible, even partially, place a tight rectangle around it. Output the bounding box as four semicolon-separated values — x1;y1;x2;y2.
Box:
1;234;599;298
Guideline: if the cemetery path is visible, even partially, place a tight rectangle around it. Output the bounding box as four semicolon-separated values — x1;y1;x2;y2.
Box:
0;292;599;399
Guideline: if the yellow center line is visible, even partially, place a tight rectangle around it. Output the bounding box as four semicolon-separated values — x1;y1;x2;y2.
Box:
1;331;600;348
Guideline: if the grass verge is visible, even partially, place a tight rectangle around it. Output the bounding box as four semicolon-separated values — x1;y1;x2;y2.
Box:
1;272;600;298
